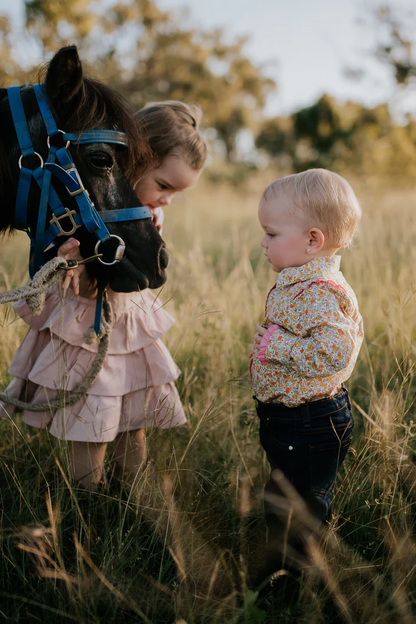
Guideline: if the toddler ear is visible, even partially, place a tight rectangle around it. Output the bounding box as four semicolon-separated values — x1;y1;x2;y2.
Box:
308;227;325;252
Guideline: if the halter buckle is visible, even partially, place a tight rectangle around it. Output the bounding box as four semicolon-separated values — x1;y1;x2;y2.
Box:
50;207;81;237
94;235;126;265
63;165;86;197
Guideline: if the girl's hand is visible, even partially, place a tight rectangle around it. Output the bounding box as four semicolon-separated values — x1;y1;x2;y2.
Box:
58;238;85;296
151;207;164;234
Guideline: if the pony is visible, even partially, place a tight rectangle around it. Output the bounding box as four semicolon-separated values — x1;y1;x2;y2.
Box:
0;45;169;293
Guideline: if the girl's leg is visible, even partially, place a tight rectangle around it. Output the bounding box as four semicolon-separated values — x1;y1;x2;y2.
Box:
69;441;108;490
113;429;147;475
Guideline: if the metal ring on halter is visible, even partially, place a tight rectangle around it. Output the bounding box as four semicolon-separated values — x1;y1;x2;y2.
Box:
47;129;70;150
18;152;44;170
94;235;126;265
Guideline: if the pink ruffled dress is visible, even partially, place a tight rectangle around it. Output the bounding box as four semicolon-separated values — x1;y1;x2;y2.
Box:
1;286;186;442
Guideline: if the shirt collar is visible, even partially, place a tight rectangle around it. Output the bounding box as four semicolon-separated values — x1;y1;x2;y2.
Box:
276;256;341;288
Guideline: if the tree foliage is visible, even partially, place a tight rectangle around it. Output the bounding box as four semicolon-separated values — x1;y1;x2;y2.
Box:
3;0;416;179
372;5;416;86
255;4;416;182
256;93;416;182
0;16;29;86
0;0;275;161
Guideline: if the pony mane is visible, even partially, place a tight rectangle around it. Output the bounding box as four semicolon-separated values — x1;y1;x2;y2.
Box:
38;67;151;180
66;77;151;179
0;90;12;198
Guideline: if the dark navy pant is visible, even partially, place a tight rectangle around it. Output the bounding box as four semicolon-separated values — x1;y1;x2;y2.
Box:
254;388;353;574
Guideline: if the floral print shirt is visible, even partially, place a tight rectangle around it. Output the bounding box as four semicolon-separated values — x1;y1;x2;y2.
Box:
251;256;363;407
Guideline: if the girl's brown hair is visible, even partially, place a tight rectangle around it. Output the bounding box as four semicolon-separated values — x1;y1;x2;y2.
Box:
134;100;208;171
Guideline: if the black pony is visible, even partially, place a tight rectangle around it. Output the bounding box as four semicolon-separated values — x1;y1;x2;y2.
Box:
0;46;169;292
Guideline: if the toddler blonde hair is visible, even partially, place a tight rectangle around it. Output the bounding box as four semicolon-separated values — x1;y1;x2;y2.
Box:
263;169;362;248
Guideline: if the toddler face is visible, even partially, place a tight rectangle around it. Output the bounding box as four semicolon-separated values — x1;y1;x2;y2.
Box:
258;193;311;272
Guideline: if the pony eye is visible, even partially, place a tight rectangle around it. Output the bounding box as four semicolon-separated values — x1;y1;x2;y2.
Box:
88;152;114;171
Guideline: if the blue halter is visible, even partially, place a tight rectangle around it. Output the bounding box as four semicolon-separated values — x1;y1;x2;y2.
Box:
7;84;152;334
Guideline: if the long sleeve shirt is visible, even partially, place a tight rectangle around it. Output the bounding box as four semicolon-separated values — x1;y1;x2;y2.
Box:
251;256;363;407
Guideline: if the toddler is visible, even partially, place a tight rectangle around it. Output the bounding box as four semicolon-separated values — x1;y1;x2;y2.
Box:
250;169;363;581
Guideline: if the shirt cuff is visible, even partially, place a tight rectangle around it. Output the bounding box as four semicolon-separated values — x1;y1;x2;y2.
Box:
258;324;281;364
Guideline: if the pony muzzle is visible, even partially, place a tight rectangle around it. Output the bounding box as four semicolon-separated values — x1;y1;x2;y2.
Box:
159;245;170;271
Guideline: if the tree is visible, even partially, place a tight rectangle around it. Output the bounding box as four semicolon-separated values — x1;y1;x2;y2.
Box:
0;16;29;86
255;115;295;169
1;0;276;161
371;5;416;86
256;95;354;171
255;93;416;182
343;5;416;89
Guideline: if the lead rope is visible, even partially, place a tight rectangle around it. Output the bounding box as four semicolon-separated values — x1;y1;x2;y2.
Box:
0;256;113;412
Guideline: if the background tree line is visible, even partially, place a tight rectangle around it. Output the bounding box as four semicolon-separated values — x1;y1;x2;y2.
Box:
1;1;415;182
256;94;416;182
256;5;416;183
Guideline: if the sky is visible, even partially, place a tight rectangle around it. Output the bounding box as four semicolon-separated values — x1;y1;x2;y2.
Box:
1;0;415;118
155;0;416;118
157;0;392;116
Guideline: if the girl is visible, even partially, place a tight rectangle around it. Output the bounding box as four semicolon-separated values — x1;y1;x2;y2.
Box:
250;169;363;582
3;101;207;490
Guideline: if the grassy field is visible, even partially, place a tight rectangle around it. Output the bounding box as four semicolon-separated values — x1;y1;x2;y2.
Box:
1;172;416;623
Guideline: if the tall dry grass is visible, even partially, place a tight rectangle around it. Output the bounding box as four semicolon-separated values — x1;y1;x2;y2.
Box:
0;173;416;622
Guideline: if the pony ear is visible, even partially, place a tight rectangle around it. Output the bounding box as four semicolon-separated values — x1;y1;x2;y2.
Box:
44;46;84;123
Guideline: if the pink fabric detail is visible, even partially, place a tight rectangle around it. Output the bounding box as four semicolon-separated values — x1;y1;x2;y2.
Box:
7;328;181;395
293;279;347;300
1;285;187;441
252;284;278;372
258;324;280;364
2;376;186;441
12;285;175;354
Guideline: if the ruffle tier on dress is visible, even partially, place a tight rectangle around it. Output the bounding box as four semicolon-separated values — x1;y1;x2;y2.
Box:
1;286;187;442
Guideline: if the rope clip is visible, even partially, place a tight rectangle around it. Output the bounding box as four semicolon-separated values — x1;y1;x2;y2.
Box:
64;253;103;269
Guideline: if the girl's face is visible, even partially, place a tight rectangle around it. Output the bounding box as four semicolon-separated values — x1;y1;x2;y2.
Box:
134;155;201;210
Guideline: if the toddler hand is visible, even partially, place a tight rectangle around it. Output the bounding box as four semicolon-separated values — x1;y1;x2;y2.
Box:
254;324;267;345
58;238;85;295
250;324;267;358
